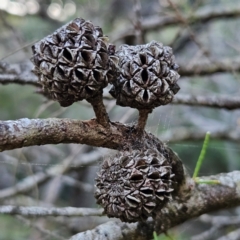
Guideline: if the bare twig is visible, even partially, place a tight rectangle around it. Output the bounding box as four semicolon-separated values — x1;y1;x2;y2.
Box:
61;175;94;192
0;150;102;200
132;0;144;44
192;215;240;240
112;6;240;42
1;57;240;89
105;94;240;110
160;127;240;143
0;61;39;86
166;0;210;57
17;216;66;240
173;95;240;110
0;206;103;217
179;56;240;76
217;228;240;240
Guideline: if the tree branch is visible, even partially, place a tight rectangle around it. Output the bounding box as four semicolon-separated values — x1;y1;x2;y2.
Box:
0;150;102;200
0;61;39;86
1;57;240;89
70;171;240;240
173;95;240;110
0;206;103;217
0;118;166;152
178;57;240;76
160;127;240;143
112;6;240;42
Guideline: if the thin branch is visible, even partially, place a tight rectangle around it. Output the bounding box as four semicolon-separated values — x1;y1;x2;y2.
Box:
61;175;94;193
0;61;39;86
192;215;240;240
0;150;102;200
166;0;210;58
1;57;240;89
132;0;144;44
0;206;103;217
112;6;240;42
104;93;240;110
173;95;240;110
178;57;240;76
17;216;66;240
217;228;240;240
160;127;240;143
0;74;39;86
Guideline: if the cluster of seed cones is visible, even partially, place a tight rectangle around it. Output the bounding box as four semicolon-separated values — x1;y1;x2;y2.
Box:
31;18;180;222
32;17;180;109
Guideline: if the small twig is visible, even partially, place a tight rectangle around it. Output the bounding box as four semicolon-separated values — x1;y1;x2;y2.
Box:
132;0;144;44
136;109;152;134
87;94;110;128
173;95;240;110
111;5;240;43
0;205;104;217
17;215;66;240
166;0;210;58
0;150;102;200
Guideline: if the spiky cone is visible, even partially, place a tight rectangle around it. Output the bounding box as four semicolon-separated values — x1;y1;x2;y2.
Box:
110;41;180;110
95;149;175;223
31;18;118;107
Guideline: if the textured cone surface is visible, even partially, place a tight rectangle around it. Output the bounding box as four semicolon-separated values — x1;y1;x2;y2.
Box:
110;41;180;109
95;149;174;222
31;18;118;107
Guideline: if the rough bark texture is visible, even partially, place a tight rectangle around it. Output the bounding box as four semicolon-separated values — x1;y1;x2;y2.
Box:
0;118;167;152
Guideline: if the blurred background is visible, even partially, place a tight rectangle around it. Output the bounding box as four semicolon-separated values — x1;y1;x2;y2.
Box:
0;0;240;239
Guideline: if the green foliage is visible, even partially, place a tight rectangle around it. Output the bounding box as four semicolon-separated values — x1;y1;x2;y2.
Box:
0;216;31;240
153;231;187;240
193;131;211;179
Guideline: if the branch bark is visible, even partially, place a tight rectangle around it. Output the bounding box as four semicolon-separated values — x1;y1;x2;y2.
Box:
0;61;38;86
178;57;240;76
0;118;166;152
0;206;103;217
173;95;240;110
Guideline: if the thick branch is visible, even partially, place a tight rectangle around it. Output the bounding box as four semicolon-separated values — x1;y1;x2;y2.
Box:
0;206;103;217
112;6;240;42
70;171;240;240
0;118;167;152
